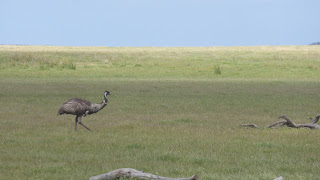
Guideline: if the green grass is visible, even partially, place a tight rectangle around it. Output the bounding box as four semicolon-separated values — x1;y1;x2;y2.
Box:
0;45;320;79
1;45;320;179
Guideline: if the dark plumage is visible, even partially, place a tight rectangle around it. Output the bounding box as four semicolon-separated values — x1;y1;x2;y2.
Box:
58;91;110;131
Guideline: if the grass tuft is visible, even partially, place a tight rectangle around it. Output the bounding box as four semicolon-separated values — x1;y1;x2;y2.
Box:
174;118;192;123
59;60;76;70
214;65;222;75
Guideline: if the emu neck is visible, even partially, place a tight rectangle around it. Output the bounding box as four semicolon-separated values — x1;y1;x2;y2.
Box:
90;99;108;114
99;99;108;110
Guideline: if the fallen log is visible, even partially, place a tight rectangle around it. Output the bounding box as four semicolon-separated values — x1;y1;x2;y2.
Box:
89;168;198;180
273;115;320;129
240;114;320;130
90;168;284;180
266;120;287;128
239;124;258;128
273;176;283;180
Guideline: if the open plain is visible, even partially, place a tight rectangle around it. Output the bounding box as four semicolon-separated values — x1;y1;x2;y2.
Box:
1;45;320;179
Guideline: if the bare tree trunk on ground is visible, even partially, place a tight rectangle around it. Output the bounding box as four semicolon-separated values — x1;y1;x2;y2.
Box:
240;114;320;130
270;115;320;129
266;120;287;128
239;124;258;128
89;168;283;180
273;176;283;180
89;168;198;180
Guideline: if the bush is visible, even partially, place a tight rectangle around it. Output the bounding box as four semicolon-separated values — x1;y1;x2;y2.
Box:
214;65;222;75
59;60;76;70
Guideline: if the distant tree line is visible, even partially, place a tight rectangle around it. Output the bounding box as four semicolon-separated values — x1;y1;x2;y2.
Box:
310;42;320;45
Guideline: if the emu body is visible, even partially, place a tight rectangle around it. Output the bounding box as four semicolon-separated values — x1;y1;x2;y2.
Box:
57;91;110;131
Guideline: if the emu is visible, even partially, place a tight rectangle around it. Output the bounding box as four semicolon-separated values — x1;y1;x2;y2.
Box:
57;91;110;131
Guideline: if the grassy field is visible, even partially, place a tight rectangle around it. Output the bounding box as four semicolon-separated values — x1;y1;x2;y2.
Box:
1;45;320;179
0;45;320;79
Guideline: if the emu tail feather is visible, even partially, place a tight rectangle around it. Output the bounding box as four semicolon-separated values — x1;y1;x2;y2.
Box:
57;109;64;116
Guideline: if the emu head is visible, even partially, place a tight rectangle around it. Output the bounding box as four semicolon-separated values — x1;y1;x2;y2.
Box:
104;91;111;100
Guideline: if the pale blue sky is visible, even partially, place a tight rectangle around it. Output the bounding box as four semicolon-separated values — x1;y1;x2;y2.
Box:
0;0;319;47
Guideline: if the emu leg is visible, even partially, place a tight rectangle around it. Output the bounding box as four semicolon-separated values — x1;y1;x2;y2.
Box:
75;116;78;131
78;116;92;131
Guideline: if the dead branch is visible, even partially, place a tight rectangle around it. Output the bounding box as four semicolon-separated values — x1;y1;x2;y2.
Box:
273;176;283;180
310;114;320;124
277;115;320;129
90;168;282;180
89;168;198;180
239;124;258;128
295;123;320;129
277;115;297;127
267;115;320;129
266;120;287;128
240;114;320;130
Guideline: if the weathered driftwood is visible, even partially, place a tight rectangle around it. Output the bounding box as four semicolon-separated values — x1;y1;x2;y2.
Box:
239;124;258;128
266;120;287;128
270;115;320;129
90;168;283;180
273;176;283;180
89;168;198;180
310;114;320;124
241;114;320;130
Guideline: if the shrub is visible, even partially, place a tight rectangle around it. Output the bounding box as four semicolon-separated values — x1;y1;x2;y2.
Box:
59;60;76;70
214;65;222;75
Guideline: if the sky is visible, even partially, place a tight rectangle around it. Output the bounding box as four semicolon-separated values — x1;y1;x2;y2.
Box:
0;0;319;47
